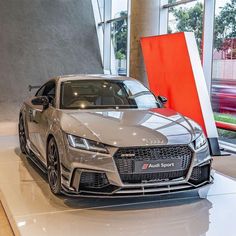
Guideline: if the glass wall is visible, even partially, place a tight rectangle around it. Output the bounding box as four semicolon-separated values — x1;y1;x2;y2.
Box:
161;0;236;145
111;18;128;76
111;0;128;18
111;0;128;76
212;0;236;144
97;0;104;22
94;0;236;144
167;0;204;55
96;0;129;76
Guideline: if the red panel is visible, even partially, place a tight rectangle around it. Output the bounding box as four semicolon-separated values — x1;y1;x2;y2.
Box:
141;33;206;134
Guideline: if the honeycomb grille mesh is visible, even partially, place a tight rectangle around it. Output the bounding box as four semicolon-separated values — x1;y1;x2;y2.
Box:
114;145;192;184
189;164;210;185
80;172;109;189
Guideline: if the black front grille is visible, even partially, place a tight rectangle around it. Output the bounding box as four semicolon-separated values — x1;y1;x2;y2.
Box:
114;145;193;184
79;172;109;190
189;164;211;185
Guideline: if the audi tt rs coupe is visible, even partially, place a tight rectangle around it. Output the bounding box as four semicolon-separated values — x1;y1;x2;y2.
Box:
19;74;213;197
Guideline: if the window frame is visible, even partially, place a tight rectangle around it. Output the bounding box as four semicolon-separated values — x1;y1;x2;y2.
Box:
35;80;57;107
92;0;130;75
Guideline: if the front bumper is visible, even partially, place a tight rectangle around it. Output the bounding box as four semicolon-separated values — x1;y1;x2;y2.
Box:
60;143;213;197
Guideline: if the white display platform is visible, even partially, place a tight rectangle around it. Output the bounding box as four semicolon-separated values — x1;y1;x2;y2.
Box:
1;134;236;236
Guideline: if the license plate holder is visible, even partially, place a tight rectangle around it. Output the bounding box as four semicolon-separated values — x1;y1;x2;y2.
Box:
134;159;183;173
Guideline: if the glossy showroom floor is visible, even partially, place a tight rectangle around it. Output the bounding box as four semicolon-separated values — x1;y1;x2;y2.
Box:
1;122;236;236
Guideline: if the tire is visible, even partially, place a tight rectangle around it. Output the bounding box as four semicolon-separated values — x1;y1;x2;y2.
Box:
18;115;27;154
47;137;62;195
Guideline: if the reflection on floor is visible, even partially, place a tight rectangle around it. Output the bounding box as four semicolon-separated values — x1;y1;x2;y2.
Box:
0;102;19;123
0;133;236;235
213;156;236;179
0;202;14;236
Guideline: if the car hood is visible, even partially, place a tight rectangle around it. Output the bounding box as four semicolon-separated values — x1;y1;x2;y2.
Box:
60;108;202;147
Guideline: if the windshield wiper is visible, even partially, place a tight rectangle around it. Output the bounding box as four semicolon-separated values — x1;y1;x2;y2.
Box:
64;105;139;110
85;105;138;109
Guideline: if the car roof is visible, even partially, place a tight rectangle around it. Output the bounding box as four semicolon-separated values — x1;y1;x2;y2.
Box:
53;74;135;83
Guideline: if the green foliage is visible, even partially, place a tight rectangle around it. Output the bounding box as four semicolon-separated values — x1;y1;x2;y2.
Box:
111;11;128;60
112;1;236;58
170;2;204;52
214;0;236;50
116;51;126;60
214;113;236;124
214;113;236;140
170;0;236;51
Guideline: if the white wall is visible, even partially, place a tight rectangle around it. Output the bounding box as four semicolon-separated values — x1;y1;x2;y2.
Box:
212;60;236;80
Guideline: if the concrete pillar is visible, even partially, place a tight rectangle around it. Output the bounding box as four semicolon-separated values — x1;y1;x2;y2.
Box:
129;0;161;86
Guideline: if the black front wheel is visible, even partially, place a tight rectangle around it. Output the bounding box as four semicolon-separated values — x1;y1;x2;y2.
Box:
18;115;27;154
47;137;61;195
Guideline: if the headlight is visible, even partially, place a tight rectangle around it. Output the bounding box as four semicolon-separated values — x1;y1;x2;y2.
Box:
194;133;207;150
67;134;109;154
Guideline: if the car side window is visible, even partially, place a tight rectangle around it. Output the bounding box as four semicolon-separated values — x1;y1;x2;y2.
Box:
44;82;56;106
35;81;56;107
36;85;45;97
43;82;55;96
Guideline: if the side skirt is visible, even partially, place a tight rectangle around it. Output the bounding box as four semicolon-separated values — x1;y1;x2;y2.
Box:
26;148;47;174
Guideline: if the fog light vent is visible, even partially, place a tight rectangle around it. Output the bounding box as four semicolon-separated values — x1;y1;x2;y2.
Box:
79;172;109;189
189;164;210;185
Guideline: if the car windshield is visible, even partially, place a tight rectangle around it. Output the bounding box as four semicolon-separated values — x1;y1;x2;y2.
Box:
60;79;162;109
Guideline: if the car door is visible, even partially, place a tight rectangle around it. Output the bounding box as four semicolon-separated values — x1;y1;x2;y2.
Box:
25;84;46;155
27;81;56;163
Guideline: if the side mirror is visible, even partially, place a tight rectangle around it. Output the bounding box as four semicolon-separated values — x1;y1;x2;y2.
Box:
31;96;49;110
158;96;168;104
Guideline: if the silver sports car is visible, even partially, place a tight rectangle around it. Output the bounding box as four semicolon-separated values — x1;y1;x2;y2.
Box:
19;74;213;197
